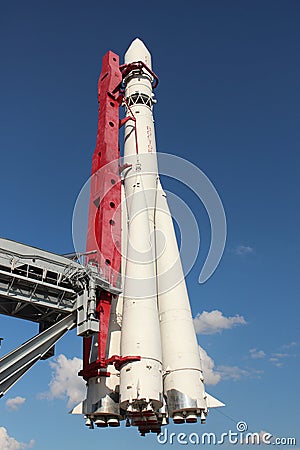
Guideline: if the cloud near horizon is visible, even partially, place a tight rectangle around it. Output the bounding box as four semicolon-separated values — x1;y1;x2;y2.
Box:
199;346;221;385
217;365;263;381
249;348;266;359
234;245;254;255
39;354;86;408
194;310;247;335
280;341;297;350
5;396;26;411
0;427;34;450
269;351;295;367
198;346;262;385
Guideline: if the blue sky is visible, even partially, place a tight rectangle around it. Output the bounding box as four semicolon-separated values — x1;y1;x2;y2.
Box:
0;1;299;449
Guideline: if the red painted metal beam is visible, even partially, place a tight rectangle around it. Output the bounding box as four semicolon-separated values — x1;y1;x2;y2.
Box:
82;51;122;380
86;50;122;282
80;53;150;381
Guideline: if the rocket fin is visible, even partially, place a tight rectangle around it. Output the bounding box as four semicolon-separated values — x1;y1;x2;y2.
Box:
206;393;225;408
69;401;84;414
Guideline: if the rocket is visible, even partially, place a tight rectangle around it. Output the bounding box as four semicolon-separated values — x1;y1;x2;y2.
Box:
72;38;224;435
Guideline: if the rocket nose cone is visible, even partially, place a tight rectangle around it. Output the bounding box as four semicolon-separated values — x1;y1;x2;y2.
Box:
125;38;152;68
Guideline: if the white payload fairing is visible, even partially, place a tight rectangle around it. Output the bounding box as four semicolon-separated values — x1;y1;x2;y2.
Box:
72;38;224;435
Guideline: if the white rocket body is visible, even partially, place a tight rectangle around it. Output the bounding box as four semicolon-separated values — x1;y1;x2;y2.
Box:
119;39;223;427
119;41;163;428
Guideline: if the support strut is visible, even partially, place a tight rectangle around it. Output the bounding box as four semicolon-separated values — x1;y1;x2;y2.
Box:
0;313;76;397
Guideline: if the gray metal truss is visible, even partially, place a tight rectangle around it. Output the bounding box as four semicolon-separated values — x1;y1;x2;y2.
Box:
0;313;76;397
0;238;86;325
0;237;122;398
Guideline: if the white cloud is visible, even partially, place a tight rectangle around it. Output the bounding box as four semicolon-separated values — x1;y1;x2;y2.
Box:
198;346;262;385
40;354;86;408
249;349;266;359
269;357;283;367
199;346;221;385
272;352;292;358
217;365;250;381
194;310;246;335
5;397;26;411
269;351;294;367
234;245;254;255
0;427;34;450
281;341;297;350
217;365;263;381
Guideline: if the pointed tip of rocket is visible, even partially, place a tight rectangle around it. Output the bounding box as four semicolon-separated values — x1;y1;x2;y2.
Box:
125;37;152;68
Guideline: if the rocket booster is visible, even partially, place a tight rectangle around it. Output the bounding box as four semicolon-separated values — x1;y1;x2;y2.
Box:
73;38;224;435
